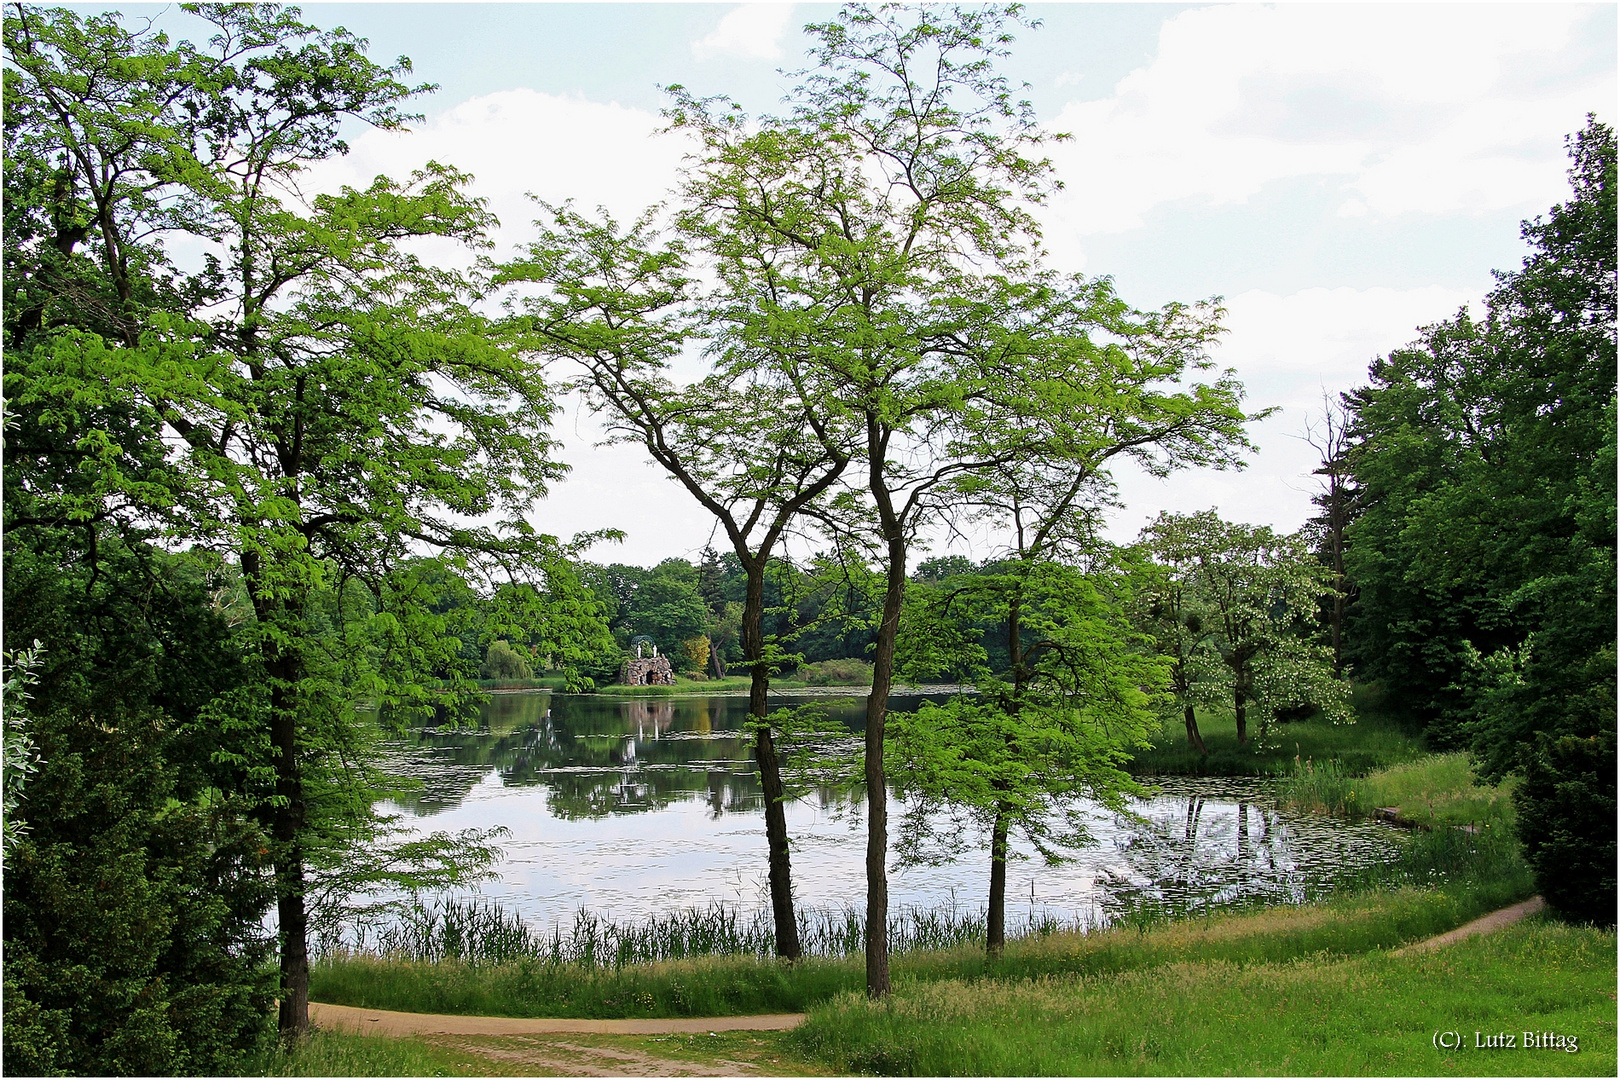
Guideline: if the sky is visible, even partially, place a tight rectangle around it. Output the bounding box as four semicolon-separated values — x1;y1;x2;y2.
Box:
83;2;1617;566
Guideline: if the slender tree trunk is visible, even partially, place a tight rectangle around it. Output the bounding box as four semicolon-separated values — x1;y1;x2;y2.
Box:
987;585;1025;958
1331;590;1345;678
244;549;311;1041
1234;686;1248;745
271;666;311;1041
1183;703;1207;755
742;564;800;959
987;803;1010;957
864;533;907;999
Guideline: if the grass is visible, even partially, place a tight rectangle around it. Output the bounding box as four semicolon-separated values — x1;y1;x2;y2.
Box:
1130;686;1428;777
332;897;994;967
254;1028;498;1077
281;916;1613;1077
789;918;1616;1076
591;674;774;697
266;1026;830;1077
1279;752;1518;830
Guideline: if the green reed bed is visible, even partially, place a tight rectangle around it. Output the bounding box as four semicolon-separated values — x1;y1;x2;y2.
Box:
790;918;1616;1076
328;898;996;969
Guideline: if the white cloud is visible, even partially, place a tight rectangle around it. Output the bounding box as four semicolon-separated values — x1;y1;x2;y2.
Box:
1104;282;1486;542
1044;4;1611;236
304;89;692;263
692;4;794;62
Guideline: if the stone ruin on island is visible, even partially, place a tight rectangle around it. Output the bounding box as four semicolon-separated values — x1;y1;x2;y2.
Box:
619;641;675;686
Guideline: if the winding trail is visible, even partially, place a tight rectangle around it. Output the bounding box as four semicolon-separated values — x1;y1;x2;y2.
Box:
1387;894;1545;956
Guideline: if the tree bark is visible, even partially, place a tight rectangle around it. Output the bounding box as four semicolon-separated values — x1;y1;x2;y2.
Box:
1183;704;1206;754
987;585;1025;957
863;532;907;999
742;563;800;960
987;803;1010;957
1234;686;1248;745
245;549;311;1041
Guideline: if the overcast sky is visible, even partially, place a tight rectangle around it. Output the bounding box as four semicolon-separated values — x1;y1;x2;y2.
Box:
87;2;1617;565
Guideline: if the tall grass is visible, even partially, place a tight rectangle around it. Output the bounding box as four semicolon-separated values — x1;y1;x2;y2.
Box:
1279;751;1517;830
323;896;1013;968
254;1030;485;1077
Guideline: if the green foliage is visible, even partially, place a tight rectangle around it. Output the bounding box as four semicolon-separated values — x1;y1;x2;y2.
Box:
797;658;875;686
2;702;277;1076
2;2;606;1034
1135;511;1351;748
2;639;43;856
891;562;1164;865
479;640;533;681
1514;731;1616;925
1339;118;1615;921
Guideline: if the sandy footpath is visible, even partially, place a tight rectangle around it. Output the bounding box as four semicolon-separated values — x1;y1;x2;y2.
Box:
1387;894;1546;956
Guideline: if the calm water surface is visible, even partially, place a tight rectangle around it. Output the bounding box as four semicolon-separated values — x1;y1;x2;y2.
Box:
376;690;1401;931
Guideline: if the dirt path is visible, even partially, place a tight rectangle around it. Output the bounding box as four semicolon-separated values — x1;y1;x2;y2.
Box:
1388;894;1546;956
311;1005;814;1077
310;1002;806;1037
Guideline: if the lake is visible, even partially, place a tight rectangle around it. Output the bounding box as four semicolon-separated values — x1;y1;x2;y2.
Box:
373;689;1402;934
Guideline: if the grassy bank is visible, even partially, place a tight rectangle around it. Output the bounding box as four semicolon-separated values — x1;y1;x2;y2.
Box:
311;824;1533;1020
1130;687;1427;777
590;674;785;696
1279;751;1516;830
790;918;1615;1076
286;884;1607;1077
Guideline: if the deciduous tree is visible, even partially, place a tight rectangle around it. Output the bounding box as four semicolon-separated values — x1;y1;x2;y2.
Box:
4;4;566;1037
1139;511;1349;747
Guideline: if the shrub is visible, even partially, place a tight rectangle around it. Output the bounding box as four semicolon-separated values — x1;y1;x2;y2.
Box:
480;640;533;680
1515;730;1616;925
3;706;276;1076
798;659;874;686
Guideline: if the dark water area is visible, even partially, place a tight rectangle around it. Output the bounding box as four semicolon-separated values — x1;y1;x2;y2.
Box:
373;690;1402;933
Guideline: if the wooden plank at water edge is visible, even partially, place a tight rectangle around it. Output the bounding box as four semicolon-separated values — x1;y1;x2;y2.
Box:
310;1002;807;1037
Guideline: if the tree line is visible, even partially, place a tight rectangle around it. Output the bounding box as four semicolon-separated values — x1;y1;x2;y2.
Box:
1315;117;1616;924
2;1;1611;1072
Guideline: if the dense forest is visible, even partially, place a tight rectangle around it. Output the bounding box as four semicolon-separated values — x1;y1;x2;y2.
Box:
1;1;1612;1073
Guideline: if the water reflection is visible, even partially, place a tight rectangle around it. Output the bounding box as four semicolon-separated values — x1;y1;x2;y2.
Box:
378;690;905;817
374;691;1401;930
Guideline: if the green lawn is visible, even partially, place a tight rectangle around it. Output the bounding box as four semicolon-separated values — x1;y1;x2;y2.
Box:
789;918;1616;1076
1130;688;1428;777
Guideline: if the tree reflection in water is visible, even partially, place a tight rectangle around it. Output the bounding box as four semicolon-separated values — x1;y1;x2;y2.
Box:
373;694;1402;926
